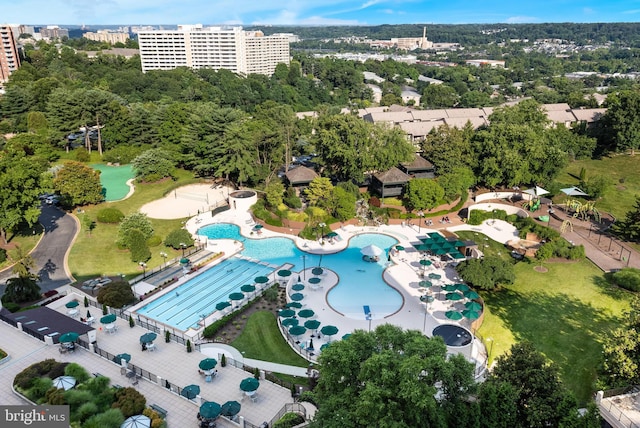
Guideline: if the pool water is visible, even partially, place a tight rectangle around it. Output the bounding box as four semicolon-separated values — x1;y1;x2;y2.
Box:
92;164;134;201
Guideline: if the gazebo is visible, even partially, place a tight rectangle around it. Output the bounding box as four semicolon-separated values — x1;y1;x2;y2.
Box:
371;167;410;198
399;155;436;179
285;166;318;188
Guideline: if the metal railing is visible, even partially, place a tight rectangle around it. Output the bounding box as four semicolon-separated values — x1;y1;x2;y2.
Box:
599;398;640;428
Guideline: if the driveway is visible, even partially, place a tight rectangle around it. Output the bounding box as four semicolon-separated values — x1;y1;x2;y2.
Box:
0;204;78;295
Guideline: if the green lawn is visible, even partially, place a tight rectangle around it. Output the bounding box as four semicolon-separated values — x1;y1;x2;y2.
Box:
231;311;309;368
477;258;632;404
0;223;44;271
68;168;201;280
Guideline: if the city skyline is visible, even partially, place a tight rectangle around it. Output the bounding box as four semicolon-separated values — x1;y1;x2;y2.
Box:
2;0;640;27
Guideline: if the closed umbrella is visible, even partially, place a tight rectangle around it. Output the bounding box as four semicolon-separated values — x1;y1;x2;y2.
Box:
100;314;117;324
290;293;304;301
291;283;305;291
463;290;480;300
229;292;244;301
289;326;307;336
181;384;200;399
278;309;296;318
321;325;339;337
282;318;299;327
465;301;482;311
240;377;260;392
121;414;151;428
446;292;464;301
285;302;302;309
462;309;480;320
200;401;222;419
255;276;269;284
216;301;231;311
240;284;256;293
199;358;217;371
53;375;76;390
445;310;463;321
298;309;315;318
59;332;79;343
312;267;324;275
139;332;157;344
113;353;131;364
65;300;79;308
220;400;241;417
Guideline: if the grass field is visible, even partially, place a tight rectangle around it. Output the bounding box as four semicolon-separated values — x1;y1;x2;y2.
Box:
0;223;45;271
477;258;632;404
68;168;201;280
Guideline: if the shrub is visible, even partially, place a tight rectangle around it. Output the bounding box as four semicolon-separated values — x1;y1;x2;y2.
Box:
368;196;381;208
83;408;125;428
84;296;89;307
612;268;640;292
164;229;194;249
77;402;99;422
165;330;171;343
127;229;151;263
0;248;6;263
45;387;66;405
97;281;136;308
97;208;124;224
74;148;90;162
254;367;260;379
3;301;20;312
273;412;305;428
113;387;146;418
186;340;192;353
29;377;53;399
102;145;144;164
129;315;135;328
221;354;226;367
102;303;108;315
64;362;90;384
146;235;162;247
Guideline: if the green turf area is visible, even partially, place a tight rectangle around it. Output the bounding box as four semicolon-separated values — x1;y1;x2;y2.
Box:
92;164;135;201
231;311;309;368
477;257;631;404
558;155;640;220
68;169;200;279
455;230;513;262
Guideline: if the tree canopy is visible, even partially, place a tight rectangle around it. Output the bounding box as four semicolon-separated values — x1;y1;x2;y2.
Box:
53;161;104;206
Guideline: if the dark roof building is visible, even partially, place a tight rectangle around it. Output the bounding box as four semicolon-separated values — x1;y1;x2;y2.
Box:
0;306;94;344
285;166;318;187
371;167;411;198
400;155;436;179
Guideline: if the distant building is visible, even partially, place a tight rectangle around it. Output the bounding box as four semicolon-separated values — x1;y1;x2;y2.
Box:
83;30;130;44
137;24;290;76
0;25;21;82
465;59;506;68
39;25;69;40
370;27;433;51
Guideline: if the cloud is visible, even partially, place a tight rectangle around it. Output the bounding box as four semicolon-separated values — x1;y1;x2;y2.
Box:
298;15;365;25
505;15;538;23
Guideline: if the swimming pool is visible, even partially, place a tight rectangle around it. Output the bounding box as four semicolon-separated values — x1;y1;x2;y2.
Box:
200;224;403;319
137;257;273;330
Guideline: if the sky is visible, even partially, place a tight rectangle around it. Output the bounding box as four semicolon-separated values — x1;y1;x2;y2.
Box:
2;0;640;26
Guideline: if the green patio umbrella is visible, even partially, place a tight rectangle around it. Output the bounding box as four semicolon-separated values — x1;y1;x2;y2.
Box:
253;224;263;230
465;301;483;311
428;273;441;280
464;290;480;300
419;259;432;266
327;232;338;238
278;269;292;277
442;284;457;292
290;293;304;301
395;245;405;251
452;240;465;247
100;314;117;324
216;301;231;311
342;333;352;340
254;276;269;284
285;302;302;309
180;257;190;264
199;358;218;371
139;332;157;344
308;277;321;284
240;377;260;392
312;267;324;275
229;292;244;301
220;400;241;417
321;325;339;337
59;332;79;343
455;283;470;292
289;325;307;336
420;295;435;303
433;248;448;255
413;244;431;252
451;252;466;259
181;384;200;399
291;283;305;291
320;343;330;351
113;353;131;364
298;309;315;318
419;280;432;288
240;284;256;293
462;309;480;320
65;300;79;308
200;401;222;419
278;309;296;318
446;292;464;301
282;318;299;327
304;319;321;330
445;310;463;321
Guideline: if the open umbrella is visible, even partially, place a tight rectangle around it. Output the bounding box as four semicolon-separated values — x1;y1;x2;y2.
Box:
561;186;589;197
113;353;131;364
290;293;304;301
139;332;157;344
291;283;305;291
419;280;433;288
419;259;432;267
327;232;338;238
523;186;549;197
181;384;200;399
229;292;244;301
451;252;466;259
59;332;79;343
462;309;480;320
445;310;463;321
180;257;190;264
312;267;324;275
53;375;76;390
289;325;307;336
240;377;260;392
308;277;321;284
463;290;480;300
278;269;292;277
420;295;435;303
465;301;483;311
321;325;339;337
121;414;151;428
320;343;330;351
360;244;383;257
199;358;218;371
298;309;315;318
216;301;232;311
428;273;441;280
342;333;352;340
442;284;457;292
395;245;405;251
220;400;241;417
254;276;269;284
100;314;117;324
282;318;299;327
253;224;263;230
65;300;79;308
278;309;296;318
286;302;302;309
446;292;464;301
200;401;222;419
455;283;470;292
240;284;256;294
304;319;321;330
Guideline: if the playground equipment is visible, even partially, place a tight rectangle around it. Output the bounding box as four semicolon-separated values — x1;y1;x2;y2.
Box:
523;199;541;212
560;220;574;234
564;198;601;223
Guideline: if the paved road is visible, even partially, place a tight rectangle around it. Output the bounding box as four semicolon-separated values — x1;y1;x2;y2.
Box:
0;204;78;295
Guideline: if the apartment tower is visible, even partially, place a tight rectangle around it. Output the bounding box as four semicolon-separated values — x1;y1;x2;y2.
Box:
0;25;21;82
138;25;290;76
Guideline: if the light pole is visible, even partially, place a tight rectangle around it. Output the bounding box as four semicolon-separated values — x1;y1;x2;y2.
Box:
417;210;424;233
160;251;167;269
486;337;493;362
139;262;147;278
301;255;307;280
180;243;186;257
318;222;326;243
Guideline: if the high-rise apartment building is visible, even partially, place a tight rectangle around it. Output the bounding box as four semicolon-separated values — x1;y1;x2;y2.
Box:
138;25;290;76
0;25;21;82
39;26;69;40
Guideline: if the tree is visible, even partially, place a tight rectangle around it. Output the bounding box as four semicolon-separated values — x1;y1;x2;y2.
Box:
422;84;459;108
265;180;285;209
403;178;444;212
604;90;640;155
305;177;334;207
53;161;104;206
96;281;135;308
131;148;175;182
127;229;151;263
112;387;146;418
2;247;41;303
600;296;640;386
438;167;475;202
456;256;515;290
420;123;476;175
82;215;96;235
330;187;357;221
164;229;194;249
118;213;153;246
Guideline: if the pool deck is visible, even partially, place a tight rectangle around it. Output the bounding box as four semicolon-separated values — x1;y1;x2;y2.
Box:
185;205;522;373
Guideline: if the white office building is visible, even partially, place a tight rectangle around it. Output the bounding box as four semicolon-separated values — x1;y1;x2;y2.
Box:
138;25;290;76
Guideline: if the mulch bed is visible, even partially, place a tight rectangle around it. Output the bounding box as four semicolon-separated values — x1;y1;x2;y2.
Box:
534;266;549;273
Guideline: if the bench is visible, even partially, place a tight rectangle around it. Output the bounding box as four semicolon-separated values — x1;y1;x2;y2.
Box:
150;404;168;419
